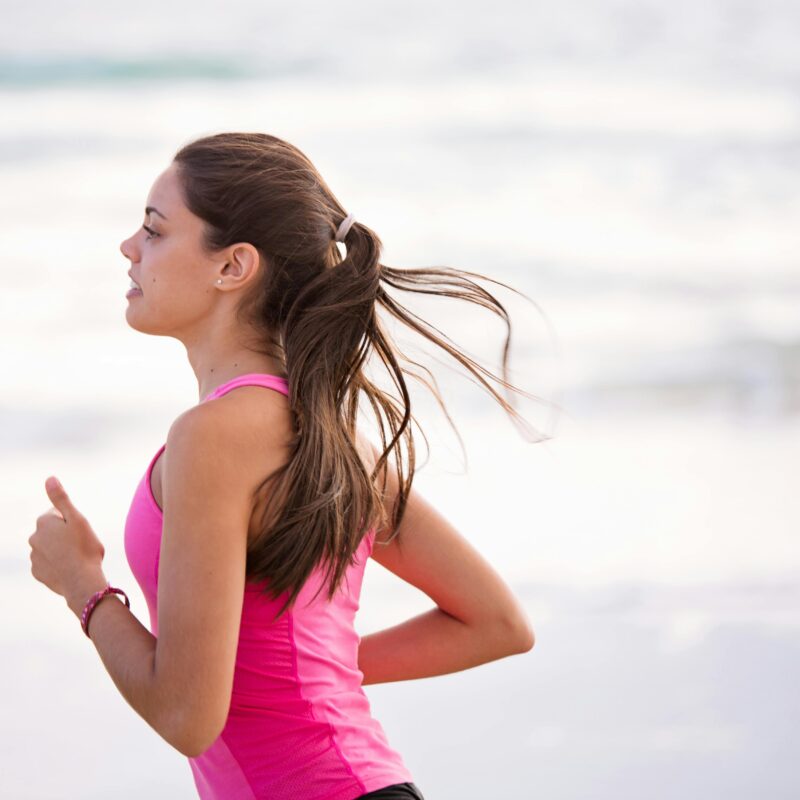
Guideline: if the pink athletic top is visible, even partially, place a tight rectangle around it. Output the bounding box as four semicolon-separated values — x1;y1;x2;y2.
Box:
123;373;415;800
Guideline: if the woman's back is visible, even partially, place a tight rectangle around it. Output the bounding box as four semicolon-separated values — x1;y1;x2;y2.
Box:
124;373;416;800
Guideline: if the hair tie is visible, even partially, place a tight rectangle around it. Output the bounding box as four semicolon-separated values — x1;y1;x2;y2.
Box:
335;212;356;243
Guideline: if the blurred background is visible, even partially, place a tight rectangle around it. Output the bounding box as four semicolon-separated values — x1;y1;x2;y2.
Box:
1;1;798;797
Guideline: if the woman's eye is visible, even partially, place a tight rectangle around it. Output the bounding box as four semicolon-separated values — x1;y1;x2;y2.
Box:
142;224;159;240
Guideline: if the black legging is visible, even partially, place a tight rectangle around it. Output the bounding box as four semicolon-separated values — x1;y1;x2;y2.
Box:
354;781;426;799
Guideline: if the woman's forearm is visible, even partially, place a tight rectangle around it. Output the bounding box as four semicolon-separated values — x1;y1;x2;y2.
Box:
65;573;187;753
357;606;530;685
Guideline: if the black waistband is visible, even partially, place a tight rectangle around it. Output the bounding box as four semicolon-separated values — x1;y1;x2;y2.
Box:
354;781;426;800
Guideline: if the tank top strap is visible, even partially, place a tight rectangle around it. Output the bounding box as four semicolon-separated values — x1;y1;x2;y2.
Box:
202;372;290;403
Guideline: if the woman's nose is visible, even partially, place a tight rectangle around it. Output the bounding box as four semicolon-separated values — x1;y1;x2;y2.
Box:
120;236;134;259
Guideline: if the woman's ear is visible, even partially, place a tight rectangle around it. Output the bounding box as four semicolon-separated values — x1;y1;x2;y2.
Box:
223;242;262;289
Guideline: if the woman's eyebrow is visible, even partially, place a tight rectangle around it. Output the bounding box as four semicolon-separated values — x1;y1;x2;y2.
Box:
145;206;169;221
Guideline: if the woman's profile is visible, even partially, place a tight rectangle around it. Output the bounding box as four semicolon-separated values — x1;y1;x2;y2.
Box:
56;132;545;799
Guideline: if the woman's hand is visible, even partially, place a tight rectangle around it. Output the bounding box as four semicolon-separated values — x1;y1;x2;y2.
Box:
28;477;107;604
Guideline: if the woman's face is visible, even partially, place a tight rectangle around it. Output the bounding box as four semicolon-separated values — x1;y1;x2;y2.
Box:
119;161;222;337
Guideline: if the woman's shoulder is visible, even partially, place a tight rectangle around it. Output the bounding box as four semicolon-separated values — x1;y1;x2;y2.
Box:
183;384;292;437
171;388;293;482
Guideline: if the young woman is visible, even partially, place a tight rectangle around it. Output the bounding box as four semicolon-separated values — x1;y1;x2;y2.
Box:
30;132;545;799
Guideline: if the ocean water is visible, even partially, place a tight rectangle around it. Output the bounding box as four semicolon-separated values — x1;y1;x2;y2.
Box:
1;1;798;797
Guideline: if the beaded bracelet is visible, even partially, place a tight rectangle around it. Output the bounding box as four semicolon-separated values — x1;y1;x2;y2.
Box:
80;584;131;638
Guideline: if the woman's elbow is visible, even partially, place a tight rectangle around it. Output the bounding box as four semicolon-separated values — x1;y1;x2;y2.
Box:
515;621;535;653
499;612;535;653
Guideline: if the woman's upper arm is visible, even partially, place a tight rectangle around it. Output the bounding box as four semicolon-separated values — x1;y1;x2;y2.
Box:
359;435;534;643
155;403;268;755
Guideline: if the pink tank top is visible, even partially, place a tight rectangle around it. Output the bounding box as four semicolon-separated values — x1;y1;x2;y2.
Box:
123;373;415;800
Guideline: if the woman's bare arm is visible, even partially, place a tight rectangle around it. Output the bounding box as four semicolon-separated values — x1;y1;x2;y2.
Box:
356;437;534;684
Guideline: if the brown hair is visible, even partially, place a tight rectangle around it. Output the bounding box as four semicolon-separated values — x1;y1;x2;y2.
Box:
172;131;560;621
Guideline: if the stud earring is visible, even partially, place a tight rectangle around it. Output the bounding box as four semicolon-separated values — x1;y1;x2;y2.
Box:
216;279;222;284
